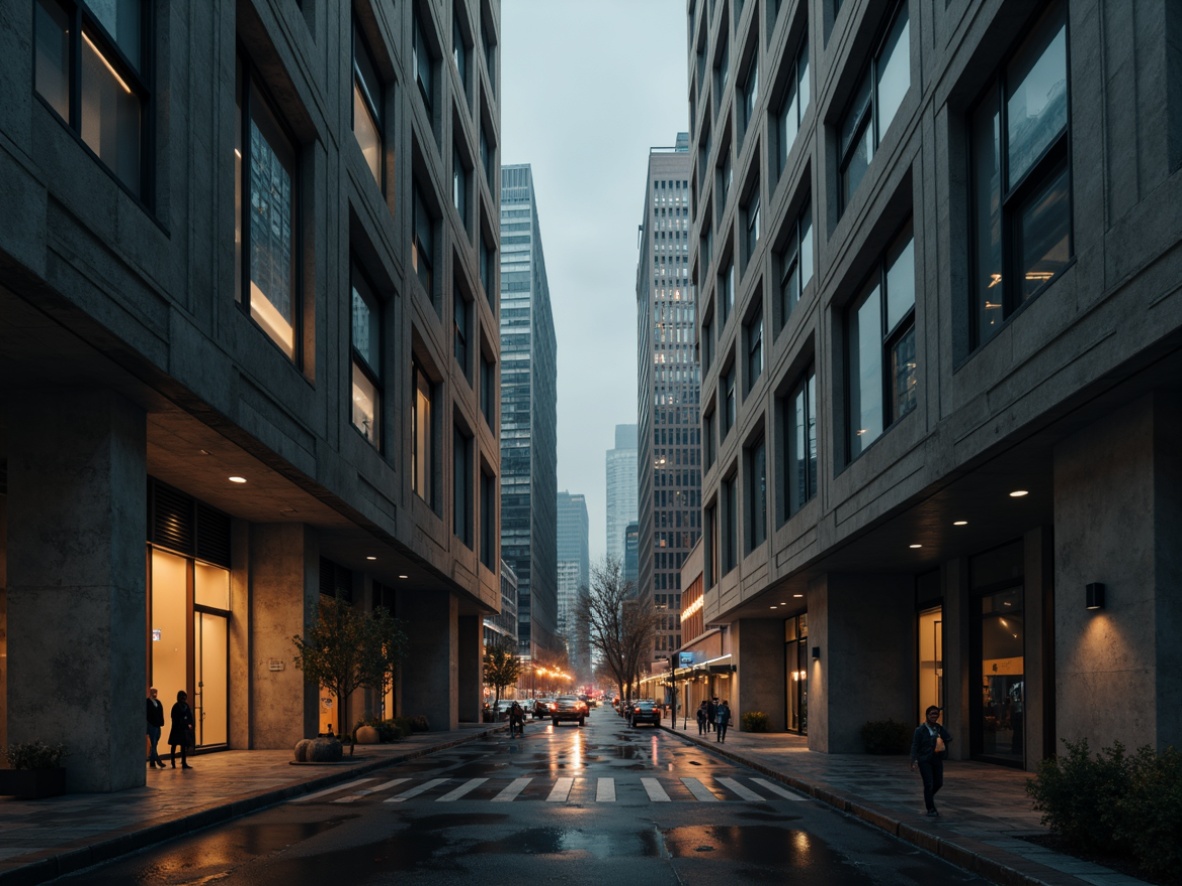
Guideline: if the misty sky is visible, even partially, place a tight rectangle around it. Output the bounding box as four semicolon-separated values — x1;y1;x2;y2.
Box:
500;0;689;561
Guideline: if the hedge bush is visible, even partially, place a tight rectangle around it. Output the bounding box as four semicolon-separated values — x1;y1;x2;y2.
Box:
860;718;911;754
1027;739;1182;879
741;711;770;732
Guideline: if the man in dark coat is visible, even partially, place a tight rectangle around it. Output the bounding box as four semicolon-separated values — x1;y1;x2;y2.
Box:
706;698;717;733
146;686;166;769
168;690;195;769
909;706;953;816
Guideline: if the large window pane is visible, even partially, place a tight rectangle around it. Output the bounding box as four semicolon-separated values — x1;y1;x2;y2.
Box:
842;122;873;208
849;282;883;457
413;366;433;505
353;80;381;185
1006;9;1067;187
1016;163;1070;301
351;281;379;371
81;31;141;195
34;0;70;120
799;206;813;289
876;4;910;140
890;324;917;419
88;0;142;71
884;234;915;333
971;94;1003;345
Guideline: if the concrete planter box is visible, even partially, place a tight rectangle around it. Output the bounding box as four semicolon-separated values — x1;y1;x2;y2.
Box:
0;768;66;799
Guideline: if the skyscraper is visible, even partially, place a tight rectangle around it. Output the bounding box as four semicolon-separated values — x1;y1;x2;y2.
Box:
500;164;559;661
605;424;638;566
556;490;590;681
636;134;701;667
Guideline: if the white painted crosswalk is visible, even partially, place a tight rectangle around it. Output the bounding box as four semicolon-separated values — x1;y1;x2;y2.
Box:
294;774;802;806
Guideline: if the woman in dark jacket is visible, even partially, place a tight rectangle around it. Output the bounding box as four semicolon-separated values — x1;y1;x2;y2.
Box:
168;690;195;769
909;706;952;815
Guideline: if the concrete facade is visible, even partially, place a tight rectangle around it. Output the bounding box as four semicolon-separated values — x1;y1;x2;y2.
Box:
1;0;501;791
688;0;1182;768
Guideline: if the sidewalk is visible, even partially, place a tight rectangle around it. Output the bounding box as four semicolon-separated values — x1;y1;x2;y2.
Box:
0;720;1149;886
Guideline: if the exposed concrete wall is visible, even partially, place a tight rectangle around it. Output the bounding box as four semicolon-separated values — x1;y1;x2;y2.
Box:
457;615;480;723
1023;527;1054;768
941;559;970;762
808;573;914;753
6;390;146;791
250;524;318;748
229;519;251;750
1154;394;1182;746
400;589;459;730
0;493;7;751
731;619;786;731
1053;393;1171;750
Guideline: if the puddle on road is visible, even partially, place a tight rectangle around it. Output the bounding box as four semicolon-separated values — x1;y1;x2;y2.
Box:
662;824;871;880
468;827;661;858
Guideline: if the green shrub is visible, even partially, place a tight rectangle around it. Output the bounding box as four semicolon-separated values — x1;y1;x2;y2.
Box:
1026;739;1129;856
741;711;770;733
410;714;430;732
393;716;415;736
4;741;67;770
1116;745;1182;878
859;719;911;754
353;717;405;742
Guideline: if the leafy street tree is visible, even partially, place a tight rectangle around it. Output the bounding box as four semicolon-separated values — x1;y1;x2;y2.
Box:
578;557;660;702
483;638;521;717
292;598;407;745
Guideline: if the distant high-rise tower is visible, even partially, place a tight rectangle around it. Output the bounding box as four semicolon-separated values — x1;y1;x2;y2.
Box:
500;164;558;661
636;134;700;666
606;424;638;566
556;491;590;681
623;522;639;589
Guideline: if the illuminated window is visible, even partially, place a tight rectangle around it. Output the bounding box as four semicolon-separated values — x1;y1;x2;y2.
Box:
350;265;382;448
352;22;383;188
412;362;436;509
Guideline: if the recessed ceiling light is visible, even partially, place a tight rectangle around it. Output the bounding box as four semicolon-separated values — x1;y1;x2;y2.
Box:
909;544;922;549
366;556;377;561
199;449;211;456
793;594;803;598
398;574;409;580
229;476;247;484
1009;490;1029;498
953;520;968;526
769;605;778;609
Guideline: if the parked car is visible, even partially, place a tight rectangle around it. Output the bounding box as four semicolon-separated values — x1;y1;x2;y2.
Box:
630;700;661;727
551;695;588;727
533;698;554;719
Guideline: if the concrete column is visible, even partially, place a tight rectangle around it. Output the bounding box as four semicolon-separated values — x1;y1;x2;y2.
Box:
730;619;786;731
6;390;146;792
399;588;458;730
941;558;970;761
250;524;318;748
807;572;913;753
1053;392;1182;751
1;493;9;751
457;615;480;723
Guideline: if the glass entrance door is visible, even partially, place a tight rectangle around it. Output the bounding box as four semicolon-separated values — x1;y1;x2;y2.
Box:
975;586;1024;765
194;612;228;747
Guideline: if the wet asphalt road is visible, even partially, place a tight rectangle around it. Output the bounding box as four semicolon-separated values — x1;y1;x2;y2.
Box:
55;711;991;885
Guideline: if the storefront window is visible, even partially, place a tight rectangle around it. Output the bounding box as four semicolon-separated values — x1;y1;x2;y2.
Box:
918;606;943;722
976;586;1024;765
785;614;808;733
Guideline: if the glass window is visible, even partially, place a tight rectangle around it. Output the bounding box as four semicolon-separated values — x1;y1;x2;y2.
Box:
414;16;433;111
35;0;147;198
413;363;435;508
722;474;737;574
746;435;767;551
480;353;496;426
847;226;916;460
705;502;718;587
741;55;759;141
453;17;468;95
351;267;381;448
722;362;736;436
744;190;761;267
454;427;473;547
453;148;468;225
704;408;716;469
838;2;909;210
453;288;470;377
236;58;299;361
777;35;809;177
776;202;812;331
745;307;763;393
720;257;735;324
970;2;1070;347
353;24;382;189
480;469;496;568
786;366;817;515
412;185;434;298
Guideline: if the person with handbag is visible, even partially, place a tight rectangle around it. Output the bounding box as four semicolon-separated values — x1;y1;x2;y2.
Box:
168;690;196;769
910;705;952;816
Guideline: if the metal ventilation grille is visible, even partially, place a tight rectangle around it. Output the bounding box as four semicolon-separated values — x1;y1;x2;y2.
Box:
195;504;232;568
151;481;194;555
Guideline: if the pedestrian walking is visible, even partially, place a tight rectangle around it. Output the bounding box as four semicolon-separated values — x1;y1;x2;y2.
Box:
715;700;731;742
696;701;709;735
168;690;195;769
910;706;953;816
509;701;524;737
706;697;717;733
146;686;166;769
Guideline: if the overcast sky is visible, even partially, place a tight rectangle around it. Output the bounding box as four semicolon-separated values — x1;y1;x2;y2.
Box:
500;0;689;562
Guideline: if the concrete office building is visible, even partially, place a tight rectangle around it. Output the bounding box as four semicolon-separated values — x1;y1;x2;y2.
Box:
637;135;703;669
557;490;590;680
484;560;519;649
499;164;559;660
688;0;1181;767
0;0;502;792
605;424;638;565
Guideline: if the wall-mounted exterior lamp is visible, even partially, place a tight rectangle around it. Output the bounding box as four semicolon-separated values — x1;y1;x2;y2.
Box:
1086;583;1106;610
811;646;821;660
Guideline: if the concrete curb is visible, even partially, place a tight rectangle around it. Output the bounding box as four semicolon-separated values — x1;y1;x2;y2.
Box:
0;727;501;886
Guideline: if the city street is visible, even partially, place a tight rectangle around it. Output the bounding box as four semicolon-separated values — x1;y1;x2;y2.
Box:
53;710;989;885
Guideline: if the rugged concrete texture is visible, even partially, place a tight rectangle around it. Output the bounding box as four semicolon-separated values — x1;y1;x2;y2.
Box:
1053;393;1177;750
6;390;146;792
400;588;459;730
457;615;481;723
249;524;318;748
809;573;913;753
730;618;787;730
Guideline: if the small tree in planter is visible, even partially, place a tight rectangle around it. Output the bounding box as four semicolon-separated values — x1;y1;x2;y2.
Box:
293;599;407;753
0;741;68;799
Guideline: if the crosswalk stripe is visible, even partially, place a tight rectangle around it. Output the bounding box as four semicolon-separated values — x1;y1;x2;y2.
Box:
385;777;449;803
751;778;809;801
596;777;616;802
717;777;765;802
437;777;488;802
547;777;575;802
295;778;375;803
642;777;671;802
492;776;532;802
681;777;720;802
332;777;410;803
